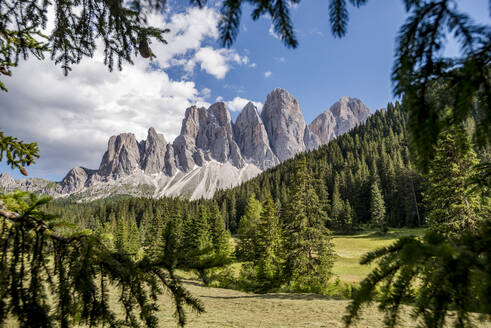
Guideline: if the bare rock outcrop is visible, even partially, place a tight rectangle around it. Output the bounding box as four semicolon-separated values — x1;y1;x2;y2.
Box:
1;90;372;201
98;133;141;177
261;88;307;162
233;102;279;169
140;127;167;174
309;96;371;144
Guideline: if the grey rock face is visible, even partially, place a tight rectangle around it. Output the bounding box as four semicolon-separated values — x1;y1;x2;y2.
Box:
163;144;177;176
0;172;16;190
234;102;279;169
309;96;371;145
0;89;373;202
303;126;321;151
197;102;245;167
141;127;167;174
173;106;201;172
330;96;370;136
308;110;337;144
261;88;307;162
59;167;96;193
173;103;245;172
99;133;141;177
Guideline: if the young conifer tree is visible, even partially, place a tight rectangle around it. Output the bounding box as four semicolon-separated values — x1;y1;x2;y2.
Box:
254;195;282;293
370;180;387;233
424;124;483;237
209;201;231;256
236;193;262;261
282;155;335;292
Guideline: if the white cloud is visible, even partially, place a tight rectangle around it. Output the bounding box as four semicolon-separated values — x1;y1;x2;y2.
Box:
145;7;250;80
264;71;272;78
225;97;263;112
0;6;252;180
192;47;249;79
249;63;257;68
201;87;212;99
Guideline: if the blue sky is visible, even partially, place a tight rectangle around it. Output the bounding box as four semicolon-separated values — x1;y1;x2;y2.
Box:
1;0;488;180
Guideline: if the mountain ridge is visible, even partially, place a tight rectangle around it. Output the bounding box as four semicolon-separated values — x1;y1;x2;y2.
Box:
0;89;370;200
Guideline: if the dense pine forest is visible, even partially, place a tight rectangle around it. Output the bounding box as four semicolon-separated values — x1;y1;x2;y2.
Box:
46;103;424;238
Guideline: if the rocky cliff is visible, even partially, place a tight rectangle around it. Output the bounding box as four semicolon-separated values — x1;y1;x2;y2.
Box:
1;89;371;201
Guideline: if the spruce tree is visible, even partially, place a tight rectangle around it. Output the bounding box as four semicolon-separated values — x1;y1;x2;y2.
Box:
254;196;282;293
0;192;203;327
370;180;387;233
282;155;335;292
236;193;262;261
424;125;483;237
114;216;128;253
209;201;230;256
331;175;343;227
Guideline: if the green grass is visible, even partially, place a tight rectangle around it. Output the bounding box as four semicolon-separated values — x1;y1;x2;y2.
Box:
6;228;489;327
332;228;425;282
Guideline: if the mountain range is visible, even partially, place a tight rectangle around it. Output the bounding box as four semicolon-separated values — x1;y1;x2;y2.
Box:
0;88;370;200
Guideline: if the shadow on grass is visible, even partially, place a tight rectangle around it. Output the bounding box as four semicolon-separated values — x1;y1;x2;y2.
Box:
347;230;423;240
198;292;340;301
182;280;344;302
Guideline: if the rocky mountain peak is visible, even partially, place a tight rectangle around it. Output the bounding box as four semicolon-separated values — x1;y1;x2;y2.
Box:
309;96;371;144
261;88;306;162
234;102;279;170
1;89;373;201
173;102;245;172
98;133;141;177
0;172;15;189
329;96;370;135
59;167;96;194
141;127;167;174
308;110;336;145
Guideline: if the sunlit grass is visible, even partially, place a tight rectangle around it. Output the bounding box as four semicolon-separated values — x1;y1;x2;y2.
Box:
332;228;425;282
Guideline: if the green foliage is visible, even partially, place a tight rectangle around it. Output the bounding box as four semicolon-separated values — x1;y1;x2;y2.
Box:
345;123;491;327
236;193;262;261
424;124;485;238
393;3;490;171
0;0;170;91
0;191;203;327
0;28;48;91
0;132;39;175
344;222;491;328
253;196;282;293
370;181;387;233
282;155;335;293
216;104;425;232
209;201;231;256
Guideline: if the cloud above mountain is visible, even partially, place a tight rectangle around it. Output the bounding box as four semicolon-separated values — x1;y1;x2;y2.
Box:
0;6;256;180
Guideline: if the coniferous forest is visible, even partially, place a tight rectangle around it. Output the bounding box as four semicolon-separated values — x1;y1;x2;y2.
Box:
1;0;490;327
46;103;424;238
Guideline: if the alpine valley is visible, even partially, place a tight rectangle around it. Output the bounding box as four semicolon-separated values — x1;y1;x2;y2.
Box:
0;89;370;200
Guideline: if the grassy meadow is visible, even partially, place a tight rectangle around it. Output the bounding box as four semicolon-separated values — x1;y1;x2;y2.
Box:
9;228;485;328
332;228;425;282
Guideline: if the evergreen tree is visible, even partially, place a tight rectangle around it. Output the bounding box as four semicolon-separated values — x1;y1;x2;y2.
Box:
0;192;203;327
424;125;483;237
282;155;335;292
126;212;141;256
183;205;212;255
254;196;282;293
114;216;128;253
370;180;387;233
236;193;262;261
209;201;230;256
330;175;343;223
